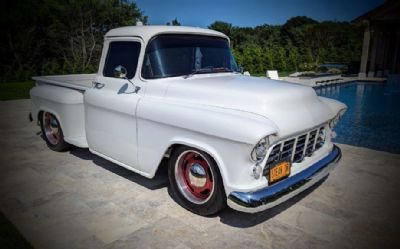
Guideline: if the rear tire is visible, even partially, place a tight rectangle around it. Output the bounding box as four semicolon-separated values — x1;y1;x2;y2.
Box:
39;111;71;152
168;145;226;216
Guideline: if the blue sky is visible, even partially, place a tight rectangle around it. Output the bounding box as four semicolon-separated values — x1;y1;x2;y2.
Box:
134;0;384;27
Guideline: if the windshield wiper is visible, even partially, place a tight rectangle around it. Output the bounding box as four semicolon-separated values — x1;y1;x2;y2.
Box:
184;67;233;79
184;67;213;79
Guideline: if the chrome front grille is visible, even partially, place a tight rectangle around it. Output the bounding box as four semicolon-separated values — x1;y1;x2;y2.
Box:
263;125;327;176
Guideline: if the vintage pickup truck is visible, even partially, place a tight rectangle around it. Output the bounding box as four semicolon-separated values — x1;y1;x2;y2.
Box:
30;25;346;215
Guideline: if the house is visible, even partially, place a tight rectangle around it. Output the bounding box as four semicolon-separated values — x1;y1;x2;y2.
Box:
354;0;400;78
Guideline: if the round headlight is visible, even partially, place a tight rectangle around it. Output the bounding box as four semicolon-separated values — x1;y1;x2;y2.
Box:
251;137;270;162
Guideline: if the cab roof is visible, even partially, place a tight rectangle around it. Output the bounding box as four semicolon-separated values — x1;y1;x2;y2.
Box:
105;25;228;42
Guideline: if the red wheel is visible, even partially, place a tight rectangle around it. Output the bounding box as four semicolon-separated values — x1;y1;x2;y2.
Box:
39;111;71;152
168;146;226;215
175;150;214;204
43;112;62;145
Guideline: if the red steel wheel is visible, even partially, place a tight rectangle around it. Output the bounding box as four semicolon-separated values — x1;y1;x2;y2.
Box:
39;111;71;152
43;112;61;145
174;150;215;204
168;146;226;215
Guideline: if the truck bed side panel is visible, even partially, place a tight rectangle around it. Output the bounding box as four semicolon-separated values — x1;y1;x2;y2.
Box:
30;84;88;148
32;74;95;91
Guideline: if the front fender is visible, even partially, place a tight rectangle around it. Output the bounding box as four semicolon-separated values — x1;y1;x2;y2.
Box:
318;96;347;117
136;97;278;189
137;97;278;145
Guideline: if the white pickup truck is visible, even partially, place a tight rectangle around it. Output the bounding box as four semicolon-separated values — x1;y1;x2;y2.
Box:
30;25;346;215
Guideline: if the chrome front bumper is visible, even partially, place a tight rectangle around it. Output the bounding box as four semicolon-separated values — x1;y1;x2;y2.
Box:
227;145;342;213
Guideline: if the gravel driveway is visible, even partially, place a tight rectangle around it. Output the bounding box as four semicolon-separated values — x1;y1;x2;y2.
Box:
0;99;399;249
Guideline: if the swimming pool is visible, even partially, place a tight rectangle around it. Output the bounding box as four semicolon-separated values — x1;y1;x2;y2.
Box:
315;80;400;154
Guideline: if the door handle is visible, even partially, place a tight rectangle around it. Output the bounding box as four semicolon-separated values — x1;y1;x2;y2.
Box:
92;81;105;89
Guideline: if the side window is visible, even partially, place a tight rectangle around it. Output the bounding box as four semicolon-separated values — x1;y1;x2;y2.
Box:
103;41;141;79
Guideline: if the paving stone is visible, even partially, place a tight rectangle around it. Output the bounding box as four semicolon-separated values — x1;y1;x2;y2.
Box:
106;217;197;249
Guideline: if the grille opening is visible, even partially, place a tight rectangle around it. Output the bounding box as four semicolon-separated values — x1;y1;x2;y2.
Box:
263;125;327;177
315;127;326;150
305;130;317;156
293;134;307;163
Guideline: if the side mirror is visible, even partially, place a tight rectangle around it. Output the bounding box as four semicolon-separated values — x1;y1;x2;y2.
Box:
113;65;141;94
113;65;127;79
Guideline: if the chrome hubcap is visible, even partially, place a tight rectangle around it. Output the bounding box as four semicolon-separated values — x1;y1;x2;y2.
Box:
188;163;207;188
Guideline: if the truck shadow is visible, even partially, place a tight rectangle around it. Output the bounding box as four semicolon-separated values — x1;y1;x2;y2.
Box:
69;147;169;190
216;178;326;228
69;146;326;228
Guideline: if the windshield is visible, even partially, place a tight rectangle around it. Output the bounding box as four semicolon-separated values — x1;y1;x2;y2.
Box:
142;34;239;79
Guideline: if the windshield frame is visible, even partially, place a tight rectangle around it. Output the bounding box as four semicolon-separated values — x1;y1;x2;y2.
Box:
140;33;238;80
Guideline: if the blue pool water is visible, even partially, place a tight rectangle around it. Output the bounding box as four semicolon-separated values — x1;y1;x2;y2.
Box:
315;79;400;154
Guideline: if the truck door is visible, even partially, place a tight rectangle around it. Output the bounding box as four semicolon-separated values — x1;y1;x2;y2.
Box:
84;37;144;172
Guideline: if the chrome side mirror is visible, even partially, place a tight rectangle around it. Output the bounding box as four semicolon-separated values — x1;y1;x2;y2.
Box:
113;65;141;94
113;65;127;79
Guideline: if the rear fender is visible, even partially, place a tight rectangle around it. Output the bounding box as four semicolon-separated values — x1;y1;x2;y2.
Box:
30;85;87;147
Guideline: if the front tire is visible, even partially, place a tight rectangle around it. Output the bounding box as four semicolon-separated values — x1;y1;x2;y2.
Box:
168;146;226;216
39;111;71;152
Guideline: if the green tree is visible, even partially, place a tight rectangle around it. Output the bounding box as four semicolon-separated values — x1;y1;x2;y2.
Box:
0;0;146;81
208;21;233;37
0;3;363;81
166;18;181;26
287;42;299;71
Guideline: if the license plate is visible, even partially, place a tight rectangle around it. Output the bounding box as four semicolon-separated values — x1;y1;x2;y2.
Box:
269;161;291;184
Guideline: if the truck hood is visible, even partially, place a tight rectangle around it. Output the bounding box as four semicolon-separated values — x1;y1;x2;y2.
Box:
164;74;338;137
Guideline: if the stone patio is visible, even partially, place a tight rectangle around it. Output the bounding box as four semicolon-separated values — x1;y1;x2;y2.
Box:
0;99;399;249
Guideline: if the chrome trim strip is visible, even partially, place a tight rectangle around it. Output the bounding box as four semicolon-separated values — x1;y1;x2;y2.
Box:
227;145;342;213
302;132;310;158
290;137;298;162
270;122;328;146
312;128;319;151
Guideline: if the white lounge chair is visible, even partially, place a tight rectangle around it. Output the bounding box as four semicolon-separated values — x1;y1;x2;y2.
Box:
266;70;280;80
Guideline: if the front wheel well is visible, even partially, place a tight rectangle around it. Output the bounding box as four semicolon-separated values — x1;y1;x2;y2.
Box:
163;143;217;162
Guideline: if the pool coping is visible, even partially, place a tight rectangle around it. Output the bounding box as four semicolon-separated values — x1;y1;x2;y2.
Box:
281;76;386;88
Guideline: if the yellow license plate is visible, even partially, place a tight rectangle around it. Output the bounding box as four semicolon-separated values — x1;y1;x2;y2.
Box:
269;161;291;184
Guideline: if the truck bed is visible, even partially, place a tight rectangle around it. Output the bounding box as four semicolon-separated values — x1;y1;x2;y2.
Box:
32;74;96;91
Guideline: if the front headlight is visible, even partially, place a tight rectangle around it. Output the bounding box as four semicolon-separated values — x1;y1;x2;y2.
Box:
251;136;270;162
329;108;346;129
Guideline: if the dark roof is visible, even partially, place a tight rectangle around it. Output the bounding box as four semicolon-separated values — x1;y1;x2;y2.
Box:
353;0;400;24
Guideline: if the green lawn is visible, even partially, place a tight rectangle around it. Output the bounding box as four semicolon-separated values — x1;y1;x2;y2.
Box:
0;212;33;249
0;81;35;101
